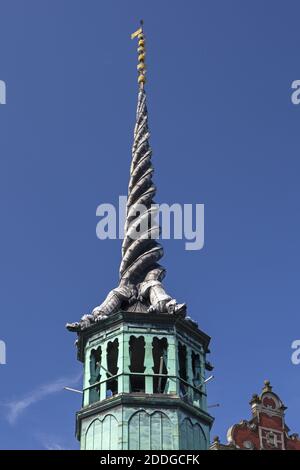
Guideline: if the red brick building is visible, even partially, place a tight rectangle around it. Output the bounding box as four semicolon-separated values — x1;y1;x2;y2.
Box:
211;381;300;450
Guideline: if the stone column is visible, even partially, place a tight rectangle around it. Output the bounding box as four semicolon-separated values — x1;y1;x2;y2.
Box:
200;348;207;410
186;346;194;403
122;332;130;393
166;336;178;394
100;341;108;401
83;347;91;406
144;335;154;394
117;332;125;394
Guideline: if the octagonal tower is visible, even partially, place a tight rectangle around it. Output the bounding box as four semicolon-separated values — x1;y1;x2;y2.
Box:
76;311;213;450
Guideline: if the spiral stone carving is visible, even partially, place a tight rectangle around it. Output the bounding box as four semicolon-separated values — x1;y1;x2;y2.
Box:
81;85;186;324
119;86;163;286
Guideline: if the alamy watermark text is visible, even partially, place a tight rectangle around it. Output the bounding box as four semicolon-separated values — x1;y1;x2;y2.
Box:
291;340;300;365
0;80;6;104
0;340;6;365
96;196;204;251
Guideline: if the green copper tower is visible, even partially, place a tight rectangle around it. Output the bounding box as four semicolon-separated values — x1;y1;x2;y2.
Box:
67;22;214;450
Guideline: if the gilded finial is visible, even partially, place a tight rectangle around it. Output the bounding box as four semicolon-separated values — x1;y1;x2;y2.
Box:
131;20;146;87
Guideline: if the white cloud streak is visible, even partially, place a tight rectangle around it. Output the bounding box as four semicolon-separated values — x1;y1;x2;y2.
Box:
4;372;81;425
33;431;71;450
44;443;65;451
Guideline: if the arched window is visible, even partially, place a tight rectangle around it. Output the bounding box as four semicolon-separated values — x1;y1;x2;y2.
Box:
106;339;119;396
152;337;168;393
89;347;101;404
192;352;201;385
192;351;201;405
178;342;188;398
129;336;145;392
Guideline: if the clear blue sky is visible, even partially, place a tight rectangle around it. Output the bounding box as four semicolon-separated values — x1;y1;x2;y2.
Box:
0;0;300;450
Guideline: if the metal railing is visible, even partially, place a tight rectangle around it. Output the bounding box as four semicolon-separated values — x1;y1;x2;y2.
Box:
84;372;206;408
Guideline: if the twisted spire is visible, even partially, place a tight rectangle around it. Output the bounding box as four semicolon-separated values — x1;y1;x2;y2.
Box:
119;22;165;286
66;22;186;332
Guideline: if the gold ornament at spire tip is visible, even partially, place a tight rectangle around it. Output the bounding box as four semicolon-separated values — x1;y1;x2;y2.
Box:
131;20;146;87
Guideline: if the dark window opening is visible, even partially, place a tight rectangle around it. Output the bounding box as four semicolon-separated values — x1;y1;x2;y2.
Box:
152;337;168;393
192;351;201;403
192;352;201;386
106;339;119;396
129;336;145;392
178;342;188;399
89;347;101;404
